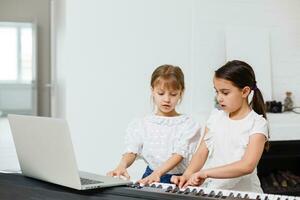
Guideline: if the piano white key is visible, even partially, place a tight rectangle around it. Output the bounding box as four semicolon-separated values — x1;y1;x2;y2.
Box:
272;194;282;200
200;186;214;195
287;196;299;200
142;182;298;200
266;194;277;200
260;193;269;199
281;195;290;200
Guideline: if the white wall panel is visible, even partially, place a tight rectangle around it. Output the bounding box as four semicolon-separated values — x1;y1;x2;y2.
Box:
225;27;273;101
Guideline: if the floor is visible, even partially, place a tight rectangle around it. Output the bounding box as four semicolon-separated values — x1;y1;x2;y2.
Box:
0;117;20;172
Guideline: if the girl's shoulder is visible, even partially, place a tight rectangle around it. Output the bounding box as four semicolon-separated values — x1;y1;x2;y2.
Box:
248;110;268;124
247;110;269;138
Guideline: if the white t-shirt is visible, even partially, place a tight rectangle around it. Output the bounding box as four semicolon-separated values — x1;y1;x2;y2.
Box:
202;109;268;193
124;114;201;174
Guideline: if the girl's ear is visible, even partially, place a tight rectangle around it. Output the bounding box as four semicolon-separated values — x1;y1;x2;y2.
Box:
242;86;251;98
180;89;184;97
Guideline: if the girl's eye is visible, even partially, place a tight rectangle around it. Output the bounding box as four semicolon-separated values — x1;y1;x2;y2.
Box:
171;93;178;96
223;92;229;95
158;92;164;95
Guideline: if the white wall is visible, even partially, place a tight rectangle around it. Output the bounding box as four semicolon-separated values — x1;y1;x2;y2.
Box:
55;0;196;179
54;0;300;179
191;0;300;104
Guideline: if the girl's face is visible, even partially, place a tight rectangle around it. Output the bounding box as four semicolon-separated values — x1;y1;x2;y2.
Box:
152;83;182;117
213;77;250;113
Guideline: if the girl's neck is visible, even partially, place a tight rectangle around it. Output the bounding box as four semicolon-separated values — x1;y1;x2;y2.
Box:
156;110;180;117
229;102;251;120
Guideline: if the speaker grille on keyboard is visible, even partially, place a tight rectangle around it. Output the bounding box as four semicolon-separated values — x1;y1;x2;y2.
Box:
80;177;103;185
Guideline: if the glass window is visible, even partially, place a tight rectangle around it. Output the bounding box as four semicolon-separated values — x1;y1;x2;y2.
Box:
0;23;34;83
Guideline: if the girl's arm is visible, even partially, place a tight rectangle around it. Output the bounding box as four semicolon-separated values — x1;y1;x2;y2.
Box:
107;152;137;179
153;154;184;176
117;153;137;169
171;128;209;188
200;133;266;178
138;153;183;184
182;127;209;177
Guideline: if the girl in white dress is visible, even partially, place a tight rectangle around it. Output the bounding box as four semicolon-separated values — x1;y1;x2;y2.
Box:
172;60;269;193
107;64;200;184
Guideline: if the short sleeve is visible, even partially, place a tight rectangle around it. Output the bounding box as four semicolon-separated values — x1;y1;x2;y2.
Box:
204;109;222;153
172;117;201;158
203;129;214;155
249;115;269;140
124;119;144;155
206;108;222;131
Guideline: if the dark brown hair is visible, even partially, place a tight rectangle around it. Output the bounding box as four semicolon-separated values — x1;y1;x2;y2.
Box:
215;60;266;119
151;64;185;92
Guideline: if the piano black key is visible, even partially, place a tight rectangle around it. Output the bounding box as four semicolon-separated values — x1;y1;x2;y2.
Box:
197;189;205;196
237;193;242;198
256;195;262;200
132;182;142;189
215;191;223;198
244;194;250;199
150;183;156;188
171;186;179;193
177;189;184;194
165;186;173;192
208;190;216;197
191;188;198;195
264;196;269;200
183;188;190;194
157;184;163;189
276;197;280;200
229;192;234;197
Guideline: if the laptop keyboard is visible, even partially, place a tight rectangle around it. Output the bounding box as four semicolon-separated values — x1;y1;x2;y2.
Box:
80;177;103;185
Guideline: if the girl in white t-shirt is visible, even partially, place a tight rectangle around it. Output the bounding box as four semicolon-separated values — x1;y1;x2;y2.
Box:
172;60;269;193
107;64;200;184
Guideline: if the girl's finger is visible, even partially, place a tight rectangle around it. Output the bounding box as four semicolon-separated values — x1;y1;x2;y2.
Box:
123;171;130;179
171;176;178;185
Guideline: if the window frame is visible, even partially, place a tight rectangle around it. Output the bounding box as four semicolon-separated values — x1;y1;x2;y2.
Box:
0;22;37;84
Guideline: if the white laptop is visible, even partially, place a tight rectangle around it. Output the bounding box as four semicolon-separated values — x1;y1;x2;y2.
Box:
8;114;132;190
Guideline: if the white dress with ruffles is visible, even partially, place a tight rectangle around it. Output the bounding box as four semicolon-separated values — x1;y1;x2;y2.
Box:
202;109;269;193
124;114;201;174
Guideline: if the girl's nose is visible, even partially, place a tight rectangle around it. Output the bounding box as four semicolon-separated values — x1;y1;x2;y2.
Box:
164;95;171;102
217;95;223;103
